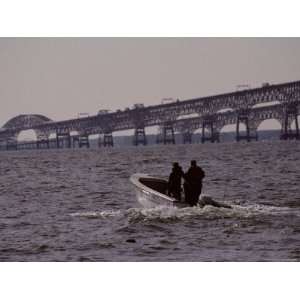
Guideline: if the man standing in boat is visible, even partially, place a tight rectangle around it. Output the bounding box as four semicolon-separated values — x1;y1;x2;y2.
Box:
168;162;184;201
184;160;205;206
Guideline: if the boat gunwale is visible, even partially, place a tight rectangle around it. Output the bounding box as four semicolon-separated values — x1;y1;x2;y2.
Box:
130;173;176;204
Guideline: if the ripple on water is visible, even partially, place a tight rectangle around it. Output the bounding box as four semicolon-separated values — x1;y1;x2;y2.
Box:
0;141;300;261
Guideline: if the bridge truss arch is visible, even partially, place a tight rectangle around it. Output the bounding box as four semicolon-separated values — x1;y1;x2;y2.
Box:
2;114;52;130
0;114;53;149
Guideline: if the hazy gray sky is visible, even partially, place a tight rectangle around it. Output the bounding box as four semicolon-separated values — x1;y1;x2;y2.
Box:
1;38;300;127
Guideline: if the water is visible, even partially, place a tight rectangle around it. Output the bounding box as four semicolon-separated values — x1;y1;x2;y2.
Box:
0;140;300;261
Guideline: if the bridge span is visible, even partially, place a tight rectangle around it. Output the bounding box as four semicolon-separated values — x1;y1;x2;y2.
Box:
0;80;299;150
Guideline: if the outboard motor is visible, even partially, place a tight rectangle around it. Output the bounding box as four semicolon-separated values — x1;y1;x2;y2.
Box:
199;194;232;209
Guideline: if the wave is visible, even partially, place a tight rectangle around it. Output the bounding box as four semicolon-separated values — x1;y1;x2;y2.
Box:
70;210;123;218
70;202;300;223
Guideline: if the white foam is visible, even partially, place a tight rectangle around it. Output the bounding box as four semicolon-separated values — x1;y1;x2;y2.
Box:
70;210;122;218
70;202;300;221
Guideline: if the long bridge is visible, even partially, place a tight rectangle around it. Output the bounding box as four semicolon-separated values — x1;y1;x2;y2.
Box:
0;80;299;150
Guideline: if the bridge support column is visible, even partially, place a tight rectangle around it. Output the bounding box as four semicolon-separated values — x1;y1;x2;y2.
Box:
6;142;18;150
18;141;37;150
56;130;71;148
103;133;113;147
98;135;102;148
163;123;175;144
79;135;90;148
183;131;193;144
73;134;90;148
156;128;162;144
36;131;50;149
133;127;147;146
0;140;6;151
72;136;79;148
156;123;175;144
236;114;258;142
37;139;50;149
6;136;18;150
280;103;299;140
201;120;219;143
99;133;114;147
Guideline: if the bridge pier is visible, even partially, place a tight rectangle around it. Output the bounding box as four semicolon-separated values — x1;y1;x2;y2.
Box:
133;127;147;146
6;142;18;150
72;136;79;148
157;123;175;144
18;141;37;150
183;131;193;144
6;136;18;150
56;130;71;148
201;120;220;143
280;103;299;140
36;131;50;149
48;138;58;149
103;133;113;147
236;114;258;142
73;134;90;148
99;133;114;147
132;105;147;146
0;140;6;151
37;139;50;149
79;135;90;148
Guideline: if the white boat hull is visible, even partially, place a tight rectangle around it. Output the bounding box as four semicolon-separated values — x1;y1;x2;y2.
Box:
130;173;232;209
130;173;190;208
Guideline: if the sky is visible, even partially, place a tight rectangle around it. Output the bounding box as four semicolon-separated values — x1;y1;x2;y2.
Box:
1;38;300;129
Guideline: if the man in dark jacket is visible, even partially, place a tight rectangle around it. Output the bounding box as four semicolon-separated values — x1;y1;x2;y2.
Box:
168;162;184;201
184;160;205;206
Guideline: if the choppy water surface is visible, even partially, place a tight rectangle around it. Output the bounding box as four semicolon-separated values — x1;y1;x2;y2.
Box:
0;140;300;261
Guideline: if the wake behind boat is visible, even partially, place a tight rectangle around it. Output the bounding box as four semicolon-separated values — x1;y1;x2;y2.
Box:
130;173;232;209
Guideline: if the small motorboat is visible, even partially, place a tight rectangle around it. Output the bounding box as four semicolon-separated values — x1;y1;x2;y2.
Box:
130;173;231;209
